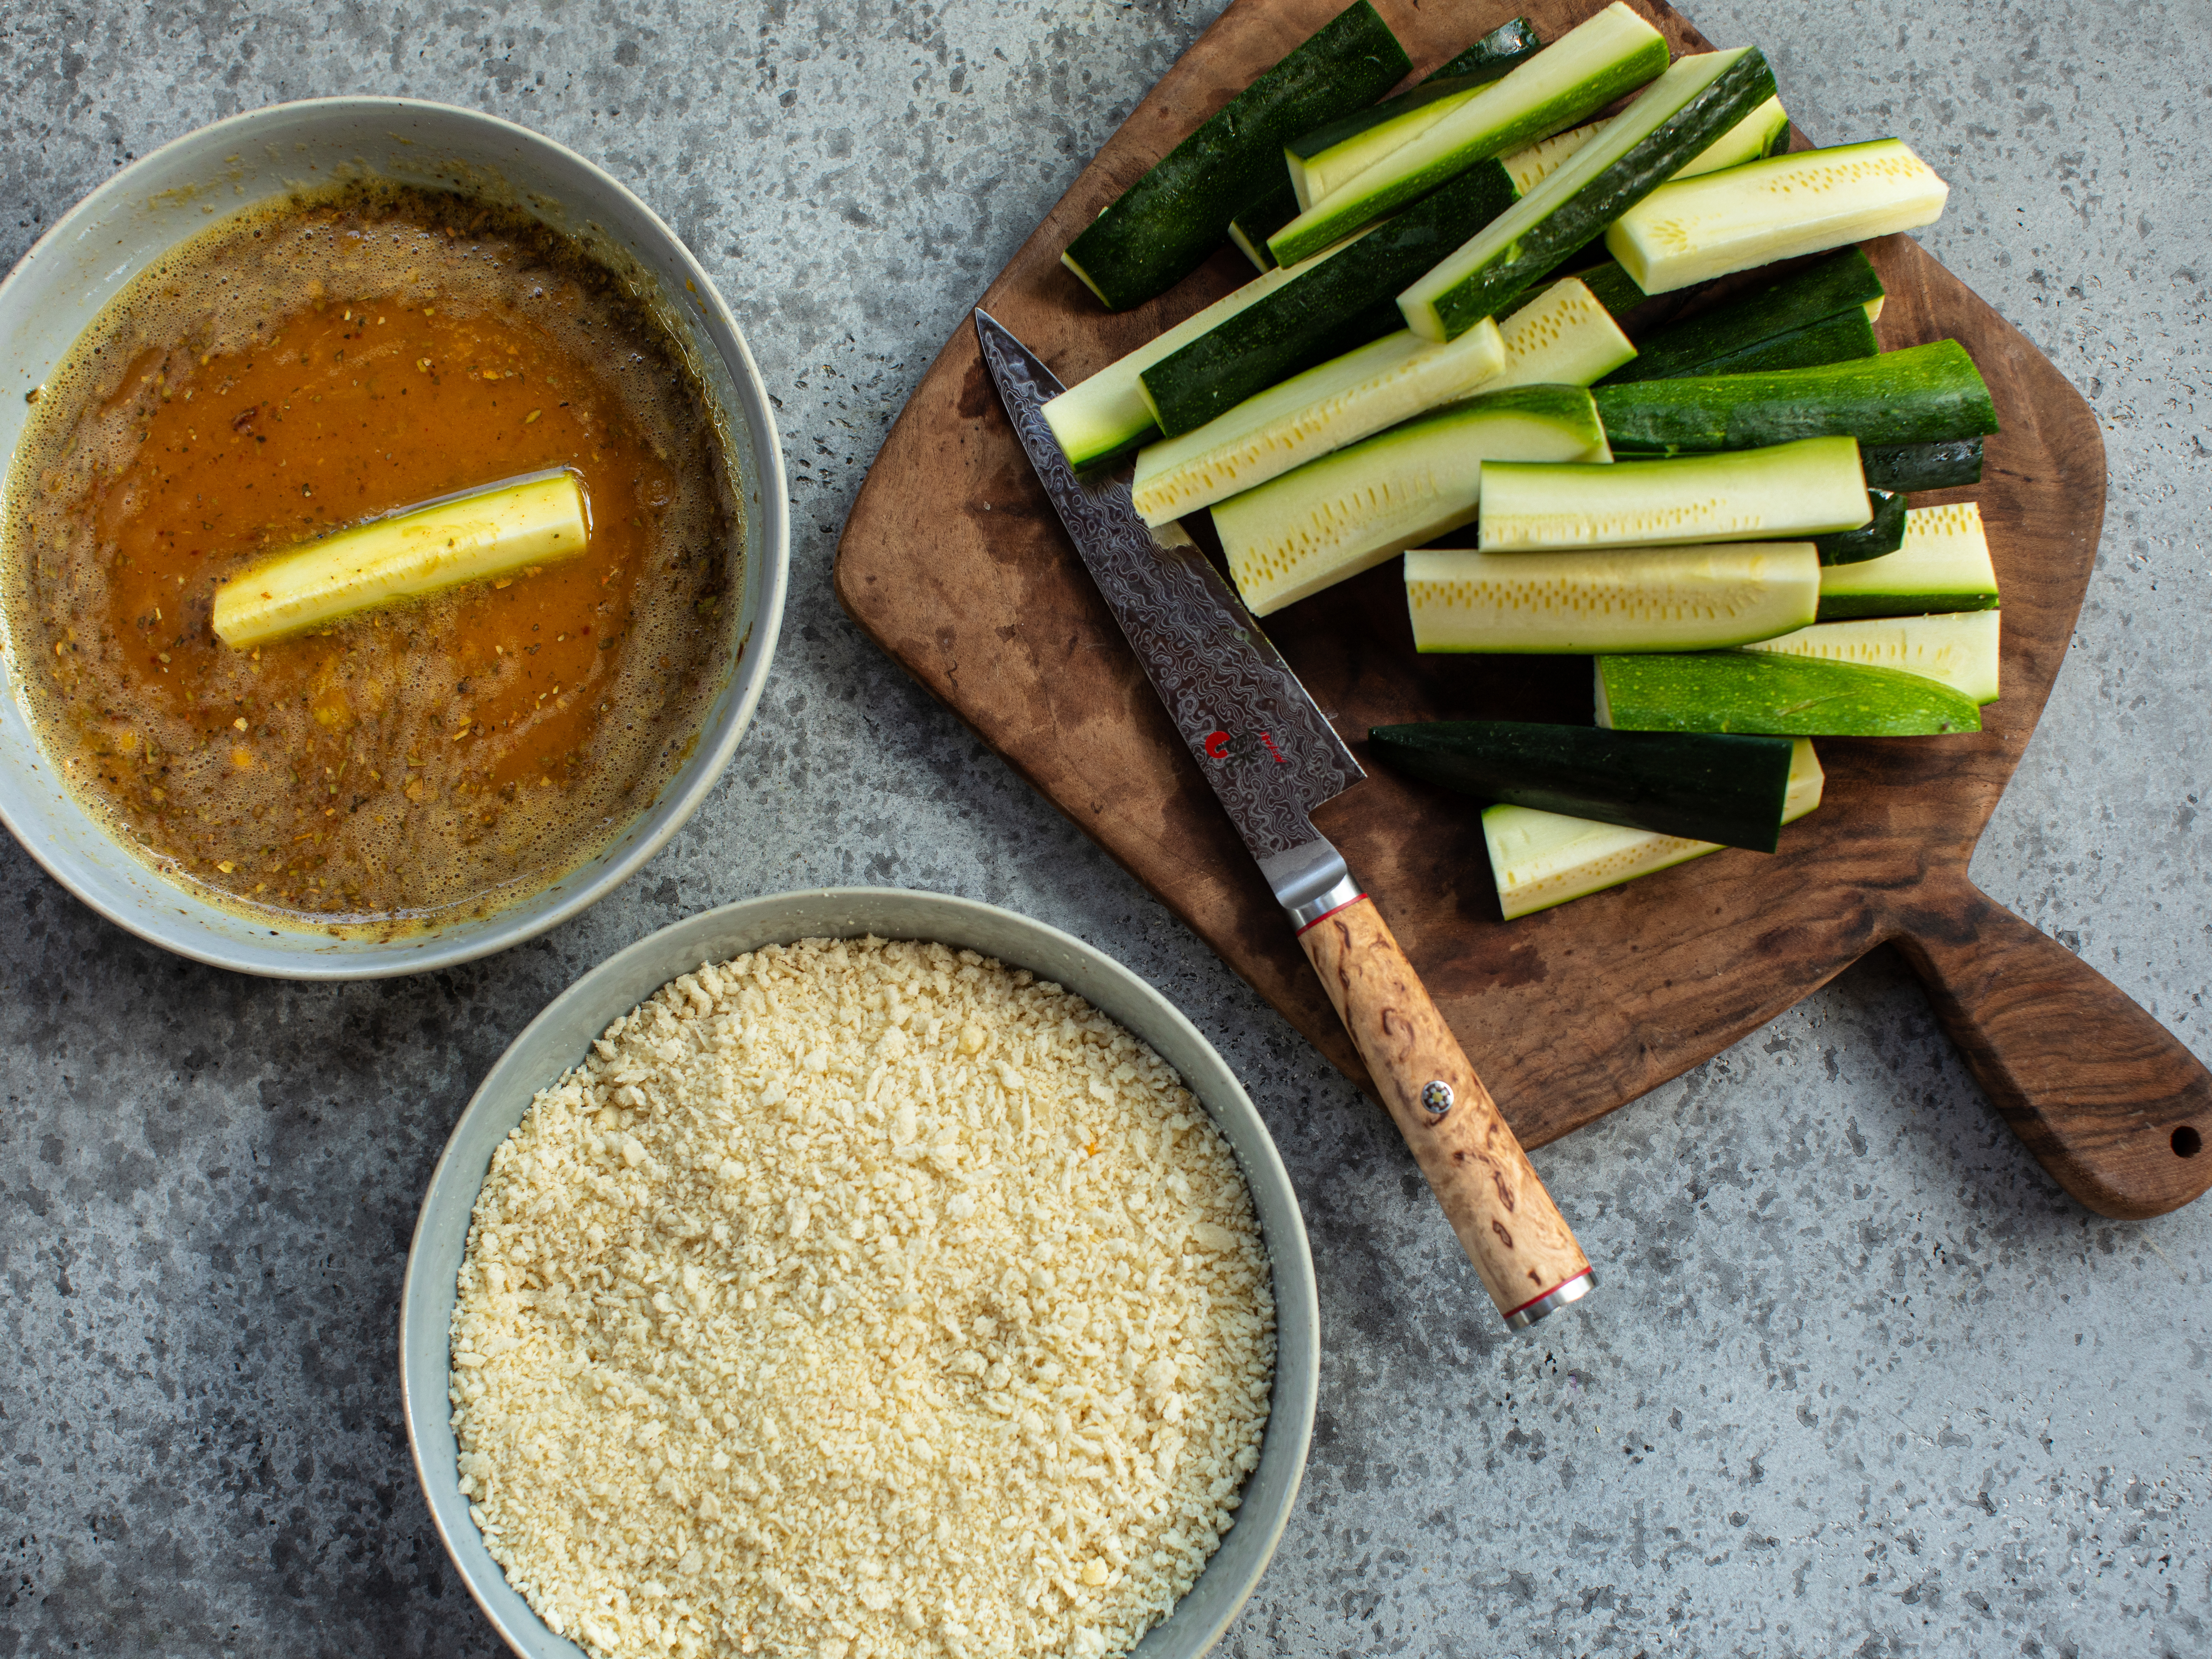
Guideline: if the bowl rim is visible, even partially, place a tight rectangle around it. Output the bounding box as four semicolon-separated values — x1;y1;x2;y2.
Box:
0;94;791;979
398;885;1320;1659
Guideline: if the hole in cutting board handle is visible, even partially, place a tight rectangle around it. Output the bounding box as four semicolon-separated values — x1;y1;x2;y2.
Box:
2174;1126;2203;1159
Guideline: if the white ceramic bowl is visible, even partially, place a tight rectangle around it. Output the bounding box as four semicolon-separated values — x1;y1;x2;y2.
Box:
0;98;789;977
400;887;1319;1659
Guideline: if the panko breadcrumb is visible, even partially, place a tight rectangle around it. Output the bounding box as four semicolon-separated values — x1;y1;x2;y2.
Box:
449;935;1275;1659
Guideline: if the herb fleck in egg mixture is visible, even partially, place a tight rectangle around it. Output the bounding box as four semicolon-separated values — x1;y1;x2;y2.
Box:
450;938;1276;1659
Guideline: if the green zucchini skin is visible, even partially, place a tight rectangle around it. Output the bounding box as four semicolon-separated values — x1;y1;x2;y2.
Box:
1817;587;1997;621
1427;16;1545;84
1061;1;1411;311
1408;49;1779;340
1227;177;1303;271
1142;163;1517;437
1597;650;1982;736
1812;488;1907;565
1599;248;1884;385
1593;340;2000;453
1860;437;1985;492
1676;307;1878;377
1288;17;1544;162
1370;720;1796;850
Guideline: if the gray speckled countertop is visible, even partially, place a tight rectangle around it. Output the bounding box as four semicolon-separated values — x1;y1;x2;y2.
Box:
3;1;2208;1654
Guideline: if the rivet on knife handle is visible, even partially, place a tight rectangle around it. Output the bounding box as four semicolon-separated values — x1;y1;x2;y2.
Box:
1295;884;1594;1328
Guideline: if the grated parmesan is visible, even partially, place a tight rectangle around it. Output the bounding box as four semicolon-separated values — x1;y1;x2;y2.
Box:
450;936;1275;1659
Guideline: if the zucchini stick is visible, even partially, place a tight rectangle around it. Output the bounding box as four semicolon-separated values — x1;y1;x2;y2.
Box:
212;471;589;647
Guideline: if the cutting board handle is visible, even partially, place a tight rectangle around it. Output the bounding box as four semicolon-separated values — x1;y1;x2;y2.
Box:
1894;883;2212;1219
1300;894;1593;1325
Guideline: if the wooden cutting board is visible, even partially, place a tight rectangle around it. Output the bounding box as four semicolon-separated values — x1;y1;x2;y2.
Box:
834;0;2212;1219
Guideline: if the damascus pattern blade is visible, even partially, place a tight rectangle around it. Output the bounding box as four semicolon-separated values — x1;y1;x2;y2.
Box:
974;309;1363;863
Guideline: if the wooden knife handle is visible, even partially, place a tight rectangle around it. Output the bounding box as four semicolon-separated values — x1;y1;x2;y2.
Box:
1299;894;1593;1324
1894;884;2212;1220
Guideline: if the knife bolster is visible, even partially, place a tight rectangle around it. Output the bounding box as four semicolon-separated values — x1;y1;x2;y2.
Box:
1263;839;1361;930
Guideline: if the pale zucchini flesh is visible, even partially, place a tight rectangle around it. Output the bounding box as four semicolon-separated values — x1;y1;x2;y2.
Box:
1742;608;2001;703
1487;276;1637;390
1042;237;1364;468
1502;119;1608;196
1129;318;1505;525
1606;138;1949;295
1475;434;1869;550
1213;384;1608;616
1483;738;1821;918
1817;501;1999;620
1406;540;1820;653
1677;94;1789;176
211;472;589;648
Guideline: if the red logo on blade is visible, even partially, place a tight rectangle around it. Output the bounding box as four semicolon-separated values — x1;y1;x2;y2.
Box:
1203;730;1231;759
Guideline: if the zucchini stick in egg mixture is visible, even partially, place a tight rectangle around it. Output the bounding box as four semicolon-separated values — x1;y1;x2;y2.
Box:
211;471;589;648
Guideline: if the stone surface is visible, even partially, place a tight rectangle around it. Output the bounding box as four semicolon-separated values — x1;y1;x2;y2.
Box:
1;0;2207;1654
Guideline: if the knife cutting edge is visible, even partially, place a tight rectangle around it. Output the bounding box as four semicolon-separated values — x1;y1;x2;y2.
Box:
974;308;1595;1329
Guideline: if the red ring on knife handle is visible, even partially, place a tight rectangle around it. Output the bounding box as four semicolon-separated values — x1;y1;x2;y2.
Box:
1295;892;1370;936
1504;1269;1595;1322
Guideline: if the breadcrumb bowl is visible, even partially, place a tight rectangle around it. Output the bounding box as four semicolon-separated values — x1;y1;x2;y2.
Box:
401;887;1320;1659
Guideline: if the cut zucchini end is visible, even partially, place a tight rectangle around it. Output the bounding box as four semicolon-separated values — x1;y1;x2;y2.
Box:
1041;389;1156;473
1484;805;1718;919
1059;248;1117;309
1226;221;1276;273
1491;276;1637;389
1674;94;1790;180
1816;500;1997;621
1240;538;1415;617
1782;738;1826;821
1399;291;1454;345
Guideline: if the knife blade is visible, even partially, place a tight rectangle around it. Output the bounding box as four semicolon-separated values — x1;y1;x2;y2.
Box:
975;308;1595;1328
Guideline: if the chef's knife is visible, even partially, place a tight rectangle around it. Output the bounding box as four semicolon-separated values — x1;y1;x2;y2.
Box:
975;310;1594;1329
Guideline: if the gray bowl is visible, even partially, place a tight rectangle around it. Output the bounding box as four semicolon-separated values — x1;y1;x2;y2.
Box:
401;887;1319;1659
0;98;789;977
